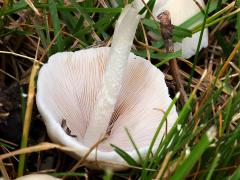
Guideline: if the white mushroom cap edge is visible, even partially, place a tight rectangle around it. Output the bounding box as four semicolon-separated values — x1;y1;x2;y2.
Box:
14;174;60;180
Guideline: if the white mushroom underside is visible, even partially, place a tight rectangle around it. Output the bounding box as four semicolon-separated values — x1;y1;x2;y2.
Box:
37;47;177;154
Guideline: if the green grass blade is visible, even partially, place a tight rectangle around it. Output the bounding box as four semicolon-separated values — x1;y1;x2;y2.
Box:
237;0;240;64
49;172;86;177
1;0;27;15
180;0;228;28
103;169;113;180
141;92;180;178
133;50;182;65
111;144;138;166
215;31;231;57
139;0;156;16
191;1;235;33
229;167;240;180
124;128;143;164
0;140;15;150
222;95;233;134
170;127;217;180
145;0;156;19
48;0;64;52
20;87;26;122
206;153;221;180
238;0;240;40
188;0;211;89
56;0;77;33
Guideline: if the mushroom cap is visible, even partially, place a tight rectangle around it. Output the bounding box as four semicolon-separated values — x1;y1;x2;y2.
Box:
134;0;208;58
36;47;178;170
15;174;60;180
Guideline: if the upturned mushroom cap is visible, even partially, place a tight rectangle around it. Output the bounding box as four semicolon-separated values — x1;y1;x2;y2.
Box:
133;0;208;58
36;4;178;170
36;47;178;170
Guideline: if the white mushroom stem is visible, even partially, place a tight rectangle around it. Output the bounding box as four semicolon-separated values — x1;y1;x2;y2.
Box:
83;5;141;146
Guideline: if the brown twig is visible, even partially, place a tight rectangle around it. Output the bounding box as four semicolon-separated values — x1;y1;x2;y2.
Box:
0;159;10;180
140;20;151;61
155;151;172;179
158;11;188;106
218;40;240;78
0;143;80;160
17;38;41;177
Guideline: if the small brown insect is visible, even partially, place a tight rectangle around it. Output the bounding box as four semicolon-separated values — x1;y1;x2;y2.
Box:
61;119;77;138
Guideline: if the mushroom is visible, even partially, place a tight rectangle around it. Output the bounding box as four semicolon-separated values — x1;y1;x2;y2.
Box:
15;174;60;180
36;4;178;170
133;0;208;58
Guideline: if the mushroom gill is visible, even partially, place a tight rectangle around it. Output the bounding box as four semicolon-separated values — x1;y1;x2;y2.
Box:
37;47;177;152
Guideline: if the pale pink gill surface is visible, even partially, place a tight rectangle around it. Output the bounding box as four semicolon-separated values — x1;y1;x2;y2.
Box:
37;47;177;152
